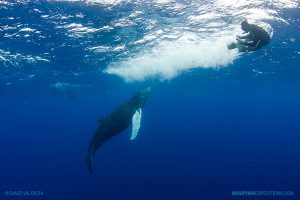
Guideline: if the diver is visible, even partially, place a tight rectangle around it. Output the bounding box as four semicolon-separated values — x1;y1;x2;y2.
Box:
228;20;270;52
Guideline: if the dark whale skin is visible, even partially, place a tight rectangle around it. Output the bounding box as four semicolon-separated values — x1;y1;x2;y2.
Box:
87;87;151;174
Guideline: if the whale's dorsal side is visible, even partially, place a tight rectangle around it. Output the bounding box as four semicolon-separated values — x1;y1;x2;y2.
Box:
87;87;151;174
130;108;142;140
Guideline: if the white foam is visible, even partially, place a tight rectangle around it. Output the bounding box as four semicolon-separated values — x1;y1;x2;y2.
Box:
0;49;50;68
105;35;238;82
19;28;36;32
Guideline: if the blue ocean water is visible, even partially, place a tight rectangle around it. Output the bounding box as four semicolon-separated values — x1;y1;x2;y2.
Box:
1;0;300;199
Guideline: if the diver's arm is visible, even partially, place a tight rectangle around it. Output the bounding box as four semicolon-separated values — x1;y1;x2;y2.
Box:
237;33;251;40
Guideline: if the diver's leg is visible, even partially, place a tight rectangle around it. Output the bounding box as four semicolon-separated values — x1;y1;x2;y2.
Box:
237;44;249;52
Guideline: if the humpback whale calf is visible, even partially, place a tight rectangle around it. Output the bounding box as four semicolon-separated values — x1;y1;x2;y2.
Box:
87;87;151;174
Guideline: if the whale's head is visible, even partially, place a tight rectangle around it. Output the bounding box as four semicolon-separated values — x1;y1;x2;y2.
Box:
135;86;151;108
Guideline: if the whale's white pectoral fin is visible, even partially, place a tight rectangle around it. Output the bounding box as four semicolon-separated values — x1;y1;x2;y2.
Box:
130;108;142;140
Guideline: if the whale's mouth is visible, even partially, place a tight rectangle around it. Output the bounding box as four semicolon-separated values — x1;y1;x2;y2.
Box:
139;87;151;102
143;87;151;94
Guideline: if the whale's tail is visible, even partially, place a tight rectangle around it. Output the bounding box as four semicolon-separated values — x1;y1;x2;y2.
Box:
87;139;105;174
87;145;94;174
87;142;100;174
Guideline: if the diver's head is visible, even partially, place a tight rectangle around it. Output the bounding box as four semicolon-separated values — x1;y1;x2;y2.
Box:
241;20;250;32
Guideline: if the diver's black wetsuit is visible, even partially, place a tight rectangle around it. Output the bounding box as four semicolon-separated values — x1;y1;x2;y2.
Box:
243;24;270;49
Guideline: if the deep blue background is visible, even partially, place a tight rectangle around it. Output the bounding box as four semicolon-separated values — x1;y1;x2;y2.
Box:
1;78;300;200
